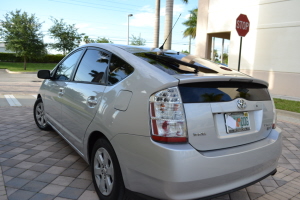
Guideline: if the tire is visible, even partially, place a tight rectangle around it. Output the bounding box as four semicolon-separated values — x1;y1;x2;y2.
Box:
33;98;52;131
91;138;125;200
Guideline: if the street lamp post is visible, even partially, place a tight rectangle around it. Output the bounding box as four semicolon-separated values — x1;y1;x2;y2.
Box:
127;14;133;45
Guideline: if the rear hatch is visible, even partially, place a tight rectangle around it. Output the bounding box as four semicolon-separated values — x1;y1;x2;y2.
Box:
177;77;274;151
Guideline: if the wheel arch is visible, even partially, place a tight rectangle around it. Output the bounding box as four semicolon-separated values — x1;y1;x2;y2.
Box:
87;131;109;163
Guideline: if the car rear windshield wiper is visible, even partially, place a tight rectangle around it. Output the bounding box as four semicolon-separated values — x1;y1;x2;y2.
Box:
144;53;218;74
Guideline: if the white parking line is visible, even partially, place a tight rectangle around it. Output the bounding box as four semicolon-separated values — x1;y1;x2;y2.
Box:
4;95;22;106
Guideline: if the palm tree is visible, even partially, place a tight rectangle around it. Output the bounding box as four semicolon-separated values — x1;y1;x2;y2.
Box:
153;0;188;49
182;8;197;53
153;0;160;48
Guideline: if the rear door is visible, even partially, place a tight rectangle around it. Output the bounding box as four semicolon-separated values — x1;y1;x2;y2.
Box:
59;48;110;151
179;81;274;151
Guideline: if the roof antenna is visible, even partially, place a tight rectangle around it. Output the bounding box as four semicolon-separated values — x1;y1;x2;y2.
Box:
159;14;181;51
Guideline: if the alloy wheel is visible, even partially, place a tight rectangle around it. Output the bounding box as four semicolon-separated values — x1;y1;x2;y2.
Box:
35;102;46;127
94;147;114;195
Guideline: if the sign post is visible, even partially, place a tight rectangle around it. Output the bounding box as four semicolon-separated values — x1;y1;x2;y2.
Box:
236;14;250;71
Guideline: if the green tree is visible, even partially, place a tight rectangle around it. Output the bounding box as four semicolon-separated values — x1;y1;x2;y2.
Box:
95;37;113;43
181;50;189;54
83;36;113;44
182;8;197;54
0;10;47;70
48;17;84;55
222;53;228;65
182;8;197;39
130;34;146;46
83;35;94;44
213;49;219;62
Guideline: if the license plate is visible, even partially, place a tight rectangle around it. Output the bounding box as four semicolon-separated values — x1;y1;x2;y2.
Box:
225;112;250;133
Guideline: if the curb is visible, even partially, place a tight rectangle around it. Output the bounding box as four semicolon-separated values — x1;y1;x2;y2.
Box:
5;69;36;74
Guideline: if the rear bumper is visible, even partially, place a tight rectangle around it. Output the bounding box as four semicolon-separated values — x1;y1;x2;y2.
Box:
111;128;282;200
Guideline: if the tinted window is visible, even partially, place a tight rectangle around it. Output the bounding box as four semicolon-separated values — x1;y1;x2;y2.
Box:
179;82;271;103
134;52;217;75
74;49;109;83
54;50;83;81
107;55;134;85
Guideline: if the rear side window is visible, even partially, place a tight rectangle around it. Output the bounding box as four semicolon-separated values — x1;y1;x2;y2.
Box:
179;81;271;103
54;50;83;81
74;49;110;84
107;54;134;85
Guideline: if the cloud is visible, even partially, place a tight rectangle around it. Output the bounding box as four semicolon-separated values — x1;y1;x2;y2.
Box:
184;14;191;20
87;27;108;31
124;5;154;27
126;4;185;28
160;4;185;16
75;23;90;29
140;5;154;13
129;12;155;27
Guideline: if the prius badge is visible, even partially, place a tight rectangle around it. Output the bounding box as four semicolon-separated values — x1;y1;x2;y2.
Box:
237;98;247;109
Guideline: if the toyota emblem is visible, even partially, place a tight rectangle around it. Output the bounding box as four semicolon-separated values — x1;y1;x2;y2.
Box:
237;98;247;109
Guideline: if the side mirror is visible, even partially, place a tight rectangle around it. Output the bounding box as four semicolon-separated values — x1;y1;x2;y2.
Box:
37;70;51;79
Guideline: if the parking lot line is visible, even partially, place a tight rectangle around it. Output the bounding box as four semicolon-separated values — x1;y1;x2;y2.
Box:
4;94;22;106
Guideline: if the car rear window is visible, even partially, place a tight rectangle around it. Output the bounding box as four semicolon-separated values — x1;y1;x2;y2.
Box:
179;81;271;103
134;52;218;75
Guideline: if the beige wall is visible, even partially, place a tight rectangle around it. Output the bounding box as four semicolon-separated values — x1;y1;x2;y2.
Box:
196;0;300;98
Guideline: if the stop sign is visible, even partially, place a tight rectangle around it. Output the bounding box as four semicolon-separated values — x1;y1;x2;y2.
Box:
236;14;250;37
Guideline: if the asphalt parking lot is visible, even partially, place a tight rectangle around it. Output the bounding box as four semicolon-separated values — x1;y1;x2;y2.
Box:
0;69;300;199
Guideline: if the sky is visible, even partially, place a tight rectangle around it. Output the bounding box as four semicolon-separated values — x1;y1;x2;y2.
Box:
1;0;199;54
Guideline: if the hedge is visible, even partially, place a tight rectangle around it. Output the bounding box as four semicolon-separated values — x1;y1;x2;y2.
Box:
0;53;64;63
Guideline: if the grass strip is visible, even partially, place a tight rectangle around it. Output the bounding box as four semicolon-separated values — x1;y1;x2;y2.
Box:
274;98;300;113
0;62;56;72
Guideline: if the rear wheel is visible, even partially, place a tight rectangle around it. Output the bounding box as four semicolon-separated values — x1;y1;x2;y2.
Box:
33;98;52;131
91;138;125;200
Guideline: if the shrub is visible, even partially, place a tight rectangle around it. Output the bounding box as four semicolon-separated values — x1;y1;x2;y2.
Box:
0;53;64;63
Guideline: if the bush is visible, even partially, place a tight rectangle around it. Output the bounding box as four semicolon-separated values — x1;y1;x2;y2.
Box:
0;53;64;63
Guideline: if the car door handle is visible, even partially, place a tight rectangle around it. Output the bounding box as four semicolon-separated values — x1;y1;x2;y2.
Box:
87;96;98;107
58;88;64;97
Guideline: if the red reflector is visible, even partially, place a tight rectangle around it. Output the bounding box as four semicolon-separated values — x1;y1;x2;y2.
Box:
272;123;276;129
151;135;187;143
151;120;159;135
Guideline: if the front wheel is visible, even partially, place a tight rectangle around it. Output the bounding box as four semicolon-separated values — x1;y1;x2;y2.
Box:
91;138;125;200
33;98;52;131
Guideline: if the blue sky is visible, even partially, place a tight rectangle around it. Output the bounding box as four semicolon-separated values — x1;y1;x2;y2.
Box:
1;0;199;54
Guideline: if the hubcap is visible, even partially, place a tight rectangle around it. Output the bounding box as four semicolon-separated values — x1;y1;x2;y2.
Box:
35;102;46;127
94;147;114;195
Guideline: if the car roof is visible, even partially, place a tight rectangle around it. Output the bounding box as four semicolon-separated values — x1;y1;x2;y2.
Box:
81;43;178;54
78;43;256;80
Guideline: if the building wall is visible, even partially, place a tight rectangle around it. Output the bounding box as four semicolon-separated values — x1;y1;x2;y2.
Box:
0;43;12;53
196;0;300;98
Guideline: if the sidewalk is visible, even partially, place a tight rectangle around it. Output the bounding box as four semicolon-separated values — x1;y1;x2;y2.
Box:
277;109;300;126
272;94;300;102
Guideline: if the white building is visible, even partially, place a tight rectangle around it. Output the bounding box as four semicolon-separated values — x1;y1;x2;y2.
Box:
195;0;300;98
0;42;12;53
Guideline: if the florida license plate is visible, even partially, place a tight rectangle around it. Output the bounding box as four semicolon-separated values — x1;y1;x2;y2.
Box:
225;112;250;133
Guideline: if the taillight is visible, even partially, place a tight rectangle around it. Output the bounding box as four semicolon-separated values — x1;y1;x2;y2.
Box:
149;87;187;143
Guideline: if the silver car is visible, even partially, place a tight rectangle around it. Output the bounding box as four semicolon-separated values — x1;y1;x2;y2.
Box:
34;44;282;200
